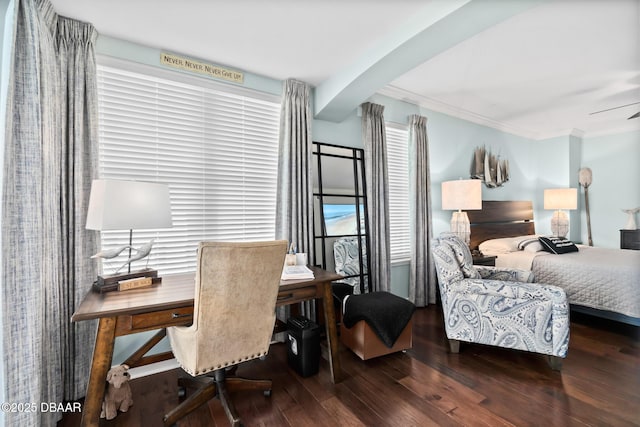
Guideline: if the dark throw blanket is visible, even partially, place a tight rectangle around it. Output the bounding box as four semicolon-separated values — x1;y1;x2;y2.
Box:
342;291;416;348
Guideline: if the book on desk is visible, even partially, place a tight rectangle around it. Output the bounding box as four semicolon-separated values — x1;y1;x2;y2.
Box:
281;265;315;280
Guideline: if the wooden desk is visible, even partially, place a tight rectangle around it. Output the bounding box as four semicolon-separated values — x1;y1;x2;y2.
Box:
72;266;343;427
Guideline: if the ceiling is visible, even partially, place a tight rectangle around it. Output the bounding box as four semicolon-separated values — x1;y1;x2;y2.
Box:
49;0;640;140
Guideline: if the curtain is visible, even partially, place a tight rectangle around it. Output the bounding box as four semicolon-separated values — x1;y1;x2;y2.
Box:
1;1;98;425
361;102;390;292
275;78;314;317
408;115;437;306
275;78;314;259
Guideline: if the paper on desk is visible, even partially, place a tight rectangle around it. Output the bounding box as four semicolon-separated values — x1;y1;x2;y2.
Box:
281;265;314;280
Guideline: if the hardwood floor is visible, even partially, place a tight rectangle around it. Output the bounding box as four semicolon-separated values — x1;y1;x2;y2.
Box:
60;306;640;426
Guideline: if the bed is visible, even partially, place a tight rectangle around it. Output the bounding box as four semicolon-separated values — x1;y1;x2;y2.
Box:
467;201;640;326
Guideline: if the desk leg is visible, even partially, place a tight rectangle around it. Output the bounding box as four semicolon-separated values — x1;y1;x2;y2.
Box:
81;317;117;427
321;281;342;383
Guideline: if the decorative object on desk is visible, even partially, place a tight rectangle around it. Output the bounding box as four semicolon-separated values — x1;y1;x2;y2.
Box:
441;179;482;246
295;252;308;265
544;188;577;238
86;179;172;291
91;244;131;260
92;270;162;293
470;145;509;188
285;254;296;266
622;207;640;230
100;364;133;420
115;239;155;273
118;276;153;291
578;167;594;245
285;242;297;266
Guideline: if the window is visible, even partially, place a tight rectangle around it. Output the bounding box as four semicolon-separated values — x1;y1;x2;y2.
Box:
386;124;410;263
96;60;281;275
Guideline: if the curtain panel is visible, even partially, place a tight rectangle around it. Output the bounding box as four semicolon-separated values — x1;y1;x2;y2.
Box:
275;78;314;259
361;102;390;292
275;78;314;318
408;114;436;306
1;0;98;424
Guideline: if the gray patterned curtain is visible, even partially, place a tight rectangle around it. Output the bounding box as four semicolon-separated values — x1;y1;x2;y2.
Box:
1;1;98;425
275;78;314;259
275;79;314;317
408;115;436;306
361;102;390;292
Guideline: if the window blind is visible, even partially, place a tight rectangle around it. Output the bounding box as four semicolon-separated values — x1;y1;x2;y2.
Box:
96;64;281;275
386;124;411;263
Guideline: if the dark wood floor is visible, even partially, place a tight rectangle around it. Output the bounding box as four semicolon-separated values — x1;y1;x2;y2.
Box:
60;306;640;426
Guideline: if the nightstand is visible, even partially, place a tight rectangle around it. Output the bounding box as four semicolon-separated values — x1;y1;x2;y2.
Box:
620;229;640;250
473;255;497;266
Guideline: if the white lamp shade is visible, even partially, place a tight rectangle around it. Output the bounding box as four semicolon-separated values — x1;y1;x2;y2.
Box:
441;179;482;211
86;179;173;231
544;188;577;210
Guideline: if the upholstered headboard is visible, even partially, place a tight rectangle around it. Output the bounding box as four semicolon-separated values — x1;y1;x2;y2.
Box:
467;200;536;250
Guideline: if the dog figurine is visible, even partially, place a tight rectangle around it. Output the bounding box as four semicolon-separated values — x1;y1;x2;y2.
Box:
100;364;134;420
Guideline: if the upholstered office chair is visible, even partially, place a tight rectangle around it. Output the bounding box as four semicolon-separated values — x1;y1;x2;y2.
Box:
163;240;287;426
432;232;570;370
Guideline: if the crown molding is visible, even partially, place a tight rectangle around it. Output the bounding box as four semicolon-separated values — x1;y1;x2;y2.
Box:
377;85;640;141
377;85;541;139
581;122;640;139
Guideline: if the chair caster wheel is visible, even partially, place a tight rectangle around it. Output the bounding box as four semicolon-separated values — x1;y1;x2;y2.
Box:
263;389;272;397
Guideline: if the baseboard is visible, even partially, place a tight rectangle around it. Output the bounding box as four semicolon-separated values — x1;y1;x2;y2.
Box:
125;358;180;380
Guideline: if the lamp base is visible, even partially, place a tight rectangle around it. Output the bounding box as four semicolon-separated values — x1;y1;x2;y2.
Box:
550;210;569;238
451;211;471;246
93;268;161;293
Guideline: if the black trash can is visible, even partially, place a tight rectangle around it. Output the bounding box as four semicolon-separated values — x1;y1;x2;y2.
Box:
287;316;320;377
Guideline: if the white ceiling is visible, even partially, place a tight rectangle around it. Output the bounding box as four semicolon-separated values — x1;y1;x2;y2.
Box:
49;0;640;140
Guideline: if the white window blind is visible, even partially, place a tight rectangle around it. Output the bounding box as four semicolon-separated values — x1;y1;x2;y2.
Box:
96;63;280;275
386;124;411;263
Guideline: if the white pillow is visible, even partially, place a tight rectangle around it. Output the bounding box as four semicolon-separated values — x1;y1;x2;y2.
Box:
479;237;520;255
523;241;544;252
479;235;539;255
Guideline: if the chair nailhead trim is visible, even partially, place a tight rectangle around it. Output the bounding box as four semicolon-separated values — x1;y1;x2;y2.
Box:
185;352;270;376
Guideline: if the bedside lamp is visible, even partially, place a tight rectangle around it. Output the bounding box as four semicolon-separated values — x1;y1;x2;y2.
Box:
544;188;577;238
442;179;482;246
86;179;172;288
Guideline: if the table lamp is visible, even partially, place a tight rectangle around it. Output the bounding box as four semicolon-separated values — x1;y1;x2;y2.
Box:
441;179;482;246
544;188;577;238
86;179;172;290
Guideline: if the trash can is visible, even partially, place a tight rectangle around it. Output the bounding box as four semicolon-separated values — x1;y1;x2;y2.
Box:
287;316;320;377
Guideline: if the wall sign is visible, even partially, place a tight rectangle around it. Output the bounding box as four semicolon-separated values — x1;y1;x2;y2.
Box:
160;52;244;84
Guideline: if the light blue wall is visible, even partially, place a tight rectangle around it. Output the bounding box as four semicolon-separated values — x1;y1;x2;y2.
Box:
422;108;543;235
581;130;640;248
96;35;282;96
313;93;582;298
314;82;636;291
532;134;583;241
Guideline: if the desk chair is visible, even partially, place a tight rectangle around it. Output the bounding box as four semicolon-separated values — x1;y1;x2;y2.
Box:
164;240;287;426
